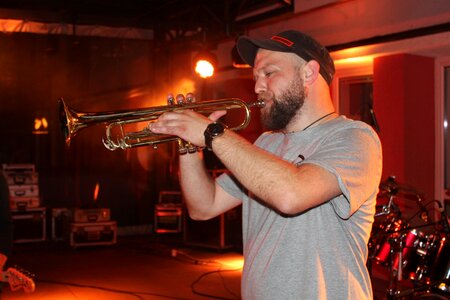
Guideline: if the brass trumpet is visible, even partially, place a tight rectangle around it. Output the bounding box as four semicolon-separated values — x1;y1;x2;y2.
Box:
59;97;264;151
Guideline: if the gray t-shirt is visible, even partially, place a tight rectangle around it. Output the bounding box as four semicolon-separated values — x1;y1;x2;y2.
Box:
217;116;382;300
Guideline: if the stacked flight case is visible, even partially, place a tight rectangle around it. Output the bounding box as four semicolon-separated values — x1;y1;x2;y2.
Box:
70;208;117;248
3;164;46;243
154;191;183;233
51;208;73;242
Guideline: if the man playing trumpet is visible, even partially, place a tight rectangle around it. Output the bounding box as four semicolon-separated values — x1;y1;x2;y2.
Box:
151;30;382;299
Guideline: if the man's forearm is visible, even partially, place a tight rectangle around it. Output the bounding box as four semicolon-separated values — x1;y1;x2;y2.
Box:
211;130;341;215
179;152;217;220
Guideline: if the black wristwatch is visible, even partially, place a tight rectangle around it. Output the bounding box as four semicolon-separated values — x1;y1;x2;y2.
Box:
204;122;227;151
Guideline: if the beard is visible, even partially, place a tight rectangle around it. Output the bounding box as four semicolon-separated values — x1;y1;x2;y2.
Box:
260;78;306;131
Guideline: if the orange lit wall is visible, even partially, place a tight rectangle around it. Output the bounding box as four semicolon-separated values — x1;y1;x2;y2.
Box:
373;53;435;199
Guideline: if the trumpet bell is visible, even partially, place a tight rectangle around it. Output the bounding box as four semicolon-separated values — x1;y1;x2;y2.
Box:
59;98;87;146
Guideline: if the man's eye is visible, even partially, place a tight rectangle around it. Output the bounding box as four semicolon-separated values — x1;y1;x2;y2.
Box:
265;71;273;77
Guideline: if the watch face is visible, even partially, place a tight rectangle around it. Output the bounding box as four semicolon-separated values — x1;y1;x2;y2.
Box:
205;122;226;150
207;122;225;136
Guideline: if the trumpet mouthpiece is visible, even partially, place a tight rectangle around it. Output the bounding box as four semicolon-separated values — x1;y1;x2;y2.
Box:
251;99;265;108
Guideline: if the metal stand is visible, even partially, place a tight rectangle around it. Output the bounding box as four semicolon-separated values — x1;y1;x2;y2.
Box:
386;235;404;299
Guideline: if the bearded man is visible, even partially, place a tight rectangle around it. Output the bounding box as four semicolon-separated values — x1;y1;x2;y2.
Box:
151;30;382;299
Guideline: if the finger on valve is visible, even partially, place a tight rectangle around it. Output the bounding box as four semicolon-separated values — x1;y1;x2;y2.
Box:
182;92;198;153
170;93;198;154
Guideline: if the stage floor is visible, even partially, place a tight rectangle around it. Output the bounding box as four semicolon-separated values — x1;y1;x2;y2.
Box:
0;234;444;300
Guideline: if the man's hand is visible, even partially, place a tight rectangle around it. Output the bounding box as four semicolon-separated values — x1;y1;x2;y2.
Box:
149;93;226;147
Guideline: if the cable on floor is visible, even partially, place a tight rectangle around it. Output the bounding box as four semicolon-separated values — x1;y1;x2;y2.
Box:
190;268;242;300
170;249;242;300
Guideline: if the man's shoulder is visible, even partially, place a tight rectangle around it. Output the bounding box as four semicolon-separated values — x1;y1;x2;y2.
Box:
325;116;378;135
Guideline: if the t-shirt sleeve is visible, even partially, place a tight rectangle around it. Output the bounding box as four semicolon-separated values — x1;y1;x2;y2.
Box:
216;172;246;200
306;125;382;219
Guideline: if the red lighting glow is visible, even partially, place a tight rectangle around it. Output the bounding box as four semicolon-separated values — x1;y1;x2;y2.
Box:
33;117;49;134
93;182;100;202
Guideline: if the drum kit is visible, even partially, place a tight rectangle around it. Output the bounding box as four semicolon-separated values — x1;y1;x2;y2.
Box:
368;176;450;299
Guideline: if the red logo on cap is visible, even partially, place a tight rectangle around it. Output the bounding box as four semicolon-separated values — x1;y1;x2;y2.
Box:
271;35;294;47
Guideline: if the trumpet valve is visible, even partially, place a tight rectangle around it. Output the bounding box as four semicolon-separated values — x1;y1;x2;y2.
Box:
176;94;185;105
167;93;175;105
178;139;188;155
187;142;197;153
186;93;195;103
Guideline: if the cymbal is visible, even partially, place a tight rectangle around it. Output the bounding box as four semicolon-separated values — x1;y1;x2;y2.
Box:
378;176;423;198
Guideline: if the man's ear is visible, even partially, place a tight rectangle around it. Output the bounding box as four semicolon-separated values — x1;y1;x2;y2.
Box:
303;60;320;84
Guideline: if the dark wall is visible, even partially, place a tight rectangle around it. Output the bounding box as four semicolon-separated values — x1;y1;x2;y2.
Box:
374;53;435;199
374;53;435;223
0;33;192;226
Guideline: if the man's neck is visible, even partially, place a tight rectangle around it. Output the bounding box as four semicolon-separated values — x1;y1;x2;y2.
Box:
285;104;335;133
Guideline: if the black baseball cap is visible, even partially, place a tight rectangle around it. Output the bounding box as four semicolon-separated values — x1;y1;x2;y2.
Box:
236;30;335;85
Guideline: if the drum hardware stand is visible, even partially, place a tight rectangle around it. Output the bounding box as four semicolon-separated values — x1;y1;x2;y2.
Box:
384;234;428;299
386;235;404;299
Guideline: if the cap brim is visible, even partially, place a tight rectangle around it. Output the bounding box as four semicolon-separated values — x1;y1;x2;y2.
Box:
236;36;292;67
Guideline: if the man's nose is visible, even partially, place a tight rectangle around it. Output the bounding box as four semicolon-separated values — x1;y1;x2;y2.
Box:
254;77;267;94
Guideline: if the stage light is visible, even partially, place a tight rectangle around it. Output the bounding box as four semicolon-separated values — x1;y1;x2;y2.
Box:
193;50;217;78
195;60;214;78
